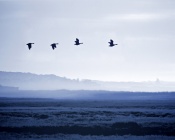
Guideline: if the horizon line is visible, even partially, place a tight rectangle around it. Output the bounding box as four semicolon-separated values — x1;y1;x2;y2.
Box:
1;70;175;83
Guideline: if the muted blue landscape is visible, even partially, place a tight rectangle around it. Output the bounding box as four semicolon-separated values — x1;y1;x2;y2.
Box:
0;72;175;139
0;91;175;140
1;0;175;139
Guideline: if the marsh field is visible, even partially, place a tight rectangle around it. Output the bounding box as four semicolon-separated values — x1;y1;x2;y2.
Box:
0;91;175;140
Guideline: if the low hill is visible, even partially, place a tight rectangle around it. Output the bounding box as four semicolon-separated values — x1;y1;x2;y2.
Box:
0;71;175;91
0;71;100;90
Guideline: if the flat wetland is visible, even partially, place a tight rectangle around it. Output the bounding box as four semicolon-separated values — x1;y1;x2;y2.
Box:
0;92;175;139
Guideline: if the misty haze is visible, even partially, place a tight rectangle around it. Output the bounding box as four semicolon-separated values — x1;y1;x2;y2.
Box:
1;0;175;139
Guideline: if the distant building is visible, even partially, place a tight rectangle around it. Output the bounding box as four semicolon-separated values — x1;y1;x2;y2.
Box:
156;78;160;83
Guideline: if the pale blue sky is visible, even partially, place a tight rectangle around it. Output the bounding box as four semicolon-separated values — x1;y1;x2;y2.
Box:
0;0;175;81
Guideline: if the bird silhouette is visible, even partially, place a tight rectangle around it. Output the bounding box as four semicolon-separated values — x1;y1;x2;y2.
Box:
74;38;83;45
51;43;58;50
108;39;118;47
26;43;34;50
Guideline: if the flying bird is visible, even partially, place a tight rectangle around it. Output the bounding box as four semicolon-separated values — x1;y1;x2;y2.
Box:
26;43;34;50
74;38;83;45
108;39;118;47
51;43;58;50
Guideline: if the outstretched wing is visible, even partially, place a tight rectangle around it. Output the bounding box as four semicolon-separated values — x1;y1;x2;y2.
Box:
110;39;113;43
76;38;79;43
51;44;56;50
27;43;32;50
